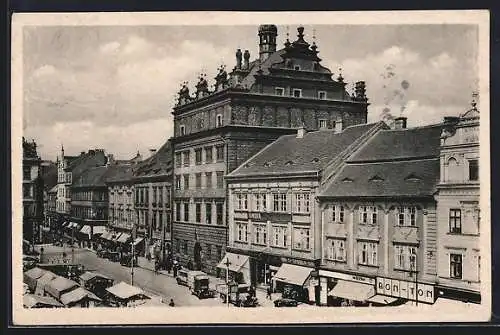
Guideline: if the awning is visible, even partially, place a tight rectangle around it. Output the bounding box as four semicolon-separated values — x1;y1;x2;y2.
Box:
100;231;112;240
80;225;91;235
113;233;123;241
131;237;144;246
367;294;398;305
67;222;78;228
24;294;64;308
106;281;146;300
60;287;101;306
117;233;131;244
92;226;106;236
216;252;250;273
328;279;375;302
273;263;313;287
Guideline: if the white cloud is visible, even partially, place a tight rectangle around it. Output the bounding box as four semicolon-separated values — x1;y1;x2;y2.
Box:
32;64;56;78
99;41;121;54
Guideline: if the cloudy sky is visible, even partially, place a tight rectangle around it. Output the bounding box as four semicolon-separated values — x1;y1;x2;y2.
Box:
23;24;478;161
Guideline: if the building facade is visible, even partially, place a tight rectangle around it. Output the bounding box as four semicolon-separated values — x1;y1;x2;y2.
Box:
22;137;44;248
172;25;369;276
225;122;384;302
132;140;173;262
435;96;481;303
316;118;443;307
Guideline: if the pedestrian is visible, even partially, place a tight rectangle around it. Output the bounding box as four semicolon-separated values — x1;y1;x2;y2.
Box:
266;286;272;300
173;264;178;277
169;299;175;307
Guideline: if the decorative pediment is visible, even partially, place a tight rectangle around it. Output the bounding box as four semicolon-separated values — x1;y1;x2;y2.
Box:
356;225;380;241
326;223;347;238
393;226;419;245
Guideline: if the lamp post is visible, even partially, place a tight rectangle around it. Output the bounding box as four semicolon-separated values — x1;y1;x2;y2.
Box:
224;257;231;308
410;253;418;306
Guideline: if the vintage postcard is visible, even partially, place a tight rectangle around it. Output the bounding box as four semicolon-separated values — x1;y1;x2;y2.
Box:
11;10;490;325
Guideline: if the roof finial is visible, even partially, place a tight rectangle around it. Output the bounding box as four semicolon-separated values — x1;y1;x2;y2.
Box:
471;91;479;110
337;67;344;83
285;25;291;48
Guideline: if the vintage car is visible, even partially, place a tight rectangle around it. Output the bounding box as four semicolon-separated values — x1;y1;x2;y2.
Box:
176;269;189;286
119;253;137;267
23;255;39;272
274;298;299;307
186;271;212;299
104;251;121;262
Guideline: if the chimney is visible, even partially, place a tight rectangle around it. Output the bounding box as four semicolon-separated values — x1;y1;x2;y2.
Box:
296;126;306;139
149;149;157;158
80;151;85;156
394;116;407;130
106;154;114;165
243;50;250;69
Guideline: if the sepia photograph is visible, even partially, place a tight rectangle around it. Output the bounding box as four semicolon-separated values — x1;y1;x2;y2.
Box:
11;10;490;324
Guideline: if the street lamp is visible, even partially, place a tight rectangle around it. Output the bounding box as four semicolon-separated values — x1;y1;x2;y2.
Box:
224;257;231;308
410;253;418;306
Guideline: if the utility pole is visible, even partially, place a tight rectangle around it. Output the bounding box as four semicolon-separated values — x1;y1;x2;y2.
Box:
71;225;75;264
411;253;418;306
224;258;231;308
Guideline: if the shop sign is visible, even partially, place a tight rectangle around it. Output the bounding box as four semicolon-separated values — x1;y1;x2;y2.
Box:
248;212;261;220
261;212;292;223
318;270;376;285
280;256;316;268
376;277;435;304
234;212;248;220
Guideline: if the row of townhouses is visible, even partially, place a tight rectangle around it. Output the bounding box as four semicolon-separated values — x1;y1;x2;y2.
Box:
32;24;481;307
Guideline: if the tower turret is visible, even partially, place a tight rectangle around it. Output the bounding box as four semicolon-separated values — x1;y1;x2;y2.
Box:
258;24;278;62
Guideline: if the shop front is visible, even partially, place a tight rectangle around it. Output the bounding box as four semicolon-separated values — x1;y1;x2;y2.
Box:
319;270;378;307
376;276;436;305
272;263;314;303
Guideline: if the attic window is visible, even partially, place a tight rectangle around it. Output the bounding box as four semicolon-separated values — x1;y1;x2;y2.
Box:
311;157;320;163
405;173;422;182
369;175;384;182
263;162;273;167
244;162;253;168
342;177;353;183
294;65;301;71
285;160;294;166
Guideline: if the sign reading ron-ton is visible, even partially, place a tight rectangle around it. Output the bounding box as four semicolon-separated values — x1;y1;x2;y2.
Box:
376;277;435;304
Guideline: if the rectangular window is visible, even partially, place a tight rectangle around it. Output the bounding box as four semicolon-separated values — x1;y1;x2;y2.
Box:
358;242;378;266
294;192;311;213
158;212;163;231
195;149;203;165
275;87;284;96
318;91;326;100
205;203;212;224
183;151;190;167
468;159;479;181
293;227;310;250
183;241;188;254
292;88;302;98
359;206;377;225
216;203;223;225
449;209;462;233
195;173;202;188
175;175;181;190
175;239;180;253
319;119;328;129
450;254;463;279
180;125;185;136
273;192;287;212
272;226;288;248
205;146;213;163
216;246;222;260
394;245;417;271
216;171;224;188
153;187;157;203
175;153;182;168
23;166;31;180
397;206;417;226
254;193;267;211
294;65;301;71
332;205;345;223
236;222;248;242
183;175;190;190
205;172;213;189
254;224;267;245
216;114;223;127
216;145;224;162
184;203;189;222
196;203;201;223
235;193;248;210
327;239;347;262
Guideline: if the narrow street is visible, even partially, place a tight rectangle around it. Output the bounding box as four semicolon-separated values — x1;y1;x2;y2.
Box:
34;244;222;307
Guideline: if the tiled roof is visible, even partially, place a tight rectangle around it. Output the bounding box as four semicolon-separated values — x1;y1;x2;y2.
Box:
73;164;131;188
349;124;442;162
319;158;440;198
239;49;286;90
228;123;383;177
66;150;107;181
133;139;172;178
105;164;134;183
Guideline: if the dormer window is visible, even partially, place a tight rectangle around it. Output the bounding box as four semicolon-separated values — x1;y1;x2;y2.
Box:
311;157;320;163
313;62;320;71
294;65;301;71
292;89;302;98
318;91;326;100
405;173;422;182
263;162;272;167
275;87;284;96
319;119;328;129
216;114;223;127
342;177;353;183
369;175;384;182
180;125;185;136
285;160;294;166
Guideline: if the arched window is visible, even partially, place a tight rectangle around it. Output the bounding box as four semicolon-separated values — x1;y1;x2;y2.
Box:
447;156;461;181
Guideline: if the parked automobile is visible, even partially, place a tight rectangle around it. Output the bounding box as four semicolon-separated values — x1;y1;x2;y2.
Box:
23;255;39;272
120;253;137;267
186;271;212;299
176;269;189;286
104;251;120;262
236;293;259;307
97;249;109;258
274;298;299;307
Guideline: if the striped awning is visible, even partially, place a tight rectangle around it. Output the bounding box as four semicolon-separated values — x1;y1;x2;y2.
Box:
92;226;106;236
80;225;91;235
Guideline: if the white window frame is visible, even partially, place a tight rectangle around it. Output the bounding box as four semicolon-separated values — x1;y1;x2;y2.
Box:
319;119;328;129
254;193;267;212
275;87;285;96
216;114;223;127
359;206;378;225
293;227;310;250
273;192;288;212
272;225;288;248
294;192;311;213
394;244;418;271
254;224;267;245
318;91;327;100
358;241;378;266
327;238;347;262
397;206;417;227
332;205;345;223
236;222;248;242
292;88;302;98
